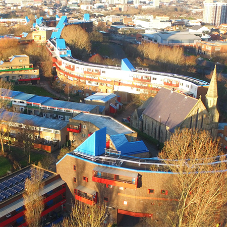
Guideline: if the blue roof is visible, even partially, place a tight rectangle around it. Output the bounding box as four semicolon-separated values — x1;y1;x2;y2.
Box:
56;16;67;29
42;99;97;112
110;134;128;149
0;111;68;130
74;128;106;156
12;93;35;101
121;58;135;72
72;113;134;135
51;31;61;39
56;39;66;50
110;134;148;155
0;89;22;98
84;93;116;103
84;14;90;21
98;106;105;114
27;96;52;104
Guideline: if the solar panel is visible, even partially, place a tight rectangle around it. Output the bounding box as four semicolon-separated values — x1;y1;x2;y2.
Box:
12;185;23;192
2;180;12;188
13;176;23;182
0;183;6;191
8;178;17;185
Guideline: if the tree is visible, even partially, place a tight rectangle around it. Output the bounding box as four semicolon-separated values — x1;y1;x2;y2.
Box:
54;201;108;227
0;81;13;154
17;120;36;164
61;25;91;59
23;166;44;227
158;129;227;227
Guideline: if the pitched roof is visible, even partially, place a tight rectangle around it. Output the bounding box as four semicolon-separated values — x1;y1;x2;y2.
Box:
142;88;198;132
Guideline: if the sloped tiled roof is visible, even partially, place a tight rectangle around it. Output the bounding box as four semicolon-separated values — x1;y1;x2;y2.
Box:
142;88;198;132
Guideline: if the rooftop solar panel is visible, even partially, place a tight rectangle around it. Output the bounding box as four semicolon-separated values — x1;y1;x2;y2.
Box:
8;178;17;185
2;181;12;188
13;176;23;182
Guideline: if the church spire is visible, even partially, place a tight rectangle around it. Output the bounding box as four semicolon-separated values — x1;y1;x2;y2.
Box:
206;65;218;100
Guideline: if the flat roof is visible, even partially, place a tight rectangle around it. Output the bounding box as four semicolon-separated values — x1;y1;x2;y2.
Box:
72;113;134;135
84;93;116;102
0;111;68;130
42;99;97;112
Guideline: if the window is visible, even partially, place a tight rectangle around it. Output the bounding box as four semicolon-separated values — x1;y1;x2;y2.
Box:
148;189;154;194
73;165;76;170
123;201;127;205
161;190;168;195
83;125;86;129
104;197;108;202
74;189;77;194
74;177;77;183
106;184;112;188
82;134;87;138
152;77;157;80
83;176;88;182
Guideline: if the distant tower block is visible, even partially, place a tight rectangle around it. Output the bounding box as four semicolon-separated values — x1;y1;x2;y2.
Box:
133;0;139;5
153;0;159;8
121;0;127;4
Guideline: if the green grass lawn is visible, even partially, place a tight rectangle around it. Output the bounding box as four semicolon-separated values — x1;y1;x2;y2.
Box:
13;85;56;98
10;146;44;168
0;156;11;177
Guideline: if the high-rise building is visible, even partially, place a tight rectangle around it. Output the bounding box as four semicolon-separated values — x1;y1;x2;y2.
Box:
153;0;159;8
203;2;227;26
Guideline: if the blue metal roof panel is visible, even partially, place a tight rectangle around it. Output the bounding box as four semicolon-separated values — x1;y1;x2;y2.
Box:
42;99;97;112
74;128;106;156
0;89;22;98
27;96;53;104
72;113;134;135
110;134;128;150
0;111;68;130
121;58;135;72
12;93;35;101
84;93;116;102
98;106;105;114
56;39;66;50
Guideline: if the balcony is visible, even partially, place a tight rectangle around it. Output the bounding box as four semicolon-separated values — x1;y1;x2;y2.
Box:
92;167;138;189
67;123;81;133
75;185;97;206
133;77;150;82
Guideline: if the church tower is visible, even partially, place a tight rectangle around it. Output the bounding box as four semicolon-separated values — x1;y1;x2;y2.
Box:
205;65;219;135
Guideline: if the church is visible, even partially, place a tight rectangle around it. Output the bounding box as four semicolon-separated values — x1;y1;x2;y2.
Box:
131;67;219;143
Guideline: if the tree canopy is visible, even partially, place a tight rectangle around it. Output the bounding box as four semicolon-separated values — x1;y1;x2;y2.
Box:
158;129;227;227
61;25;91;59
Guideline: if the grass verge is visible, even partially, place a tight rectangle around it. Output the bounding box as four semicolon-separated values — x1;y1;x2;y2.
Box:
0;156;11;177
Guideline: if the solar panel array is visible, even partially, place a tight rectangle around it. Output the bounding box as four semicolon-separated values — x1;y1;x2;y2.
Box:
0;170;50;203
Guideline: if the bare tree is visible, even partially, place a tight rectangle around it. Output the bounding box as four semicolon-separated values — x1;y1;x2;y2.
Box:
0;81;13;154
23;166;44;227
54;201;108;227
158;129;227;227
17;120;36;164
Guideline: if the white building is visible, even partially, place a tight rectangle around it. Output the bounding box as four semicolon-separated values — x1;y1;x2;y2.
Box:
203;2;227;26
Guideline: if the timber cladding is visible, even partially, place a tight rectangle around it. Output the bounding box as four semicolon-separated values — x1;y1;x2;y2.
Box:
56;154;177;222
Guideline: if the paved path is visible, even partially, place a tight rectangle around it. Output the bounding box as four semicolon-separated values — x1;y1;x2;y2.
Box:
114;103;159;157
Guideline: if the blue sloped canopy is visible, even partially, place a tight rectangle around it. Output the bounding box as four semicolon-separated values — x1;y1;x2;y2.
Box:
121;58;135;72
74;128;106;156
